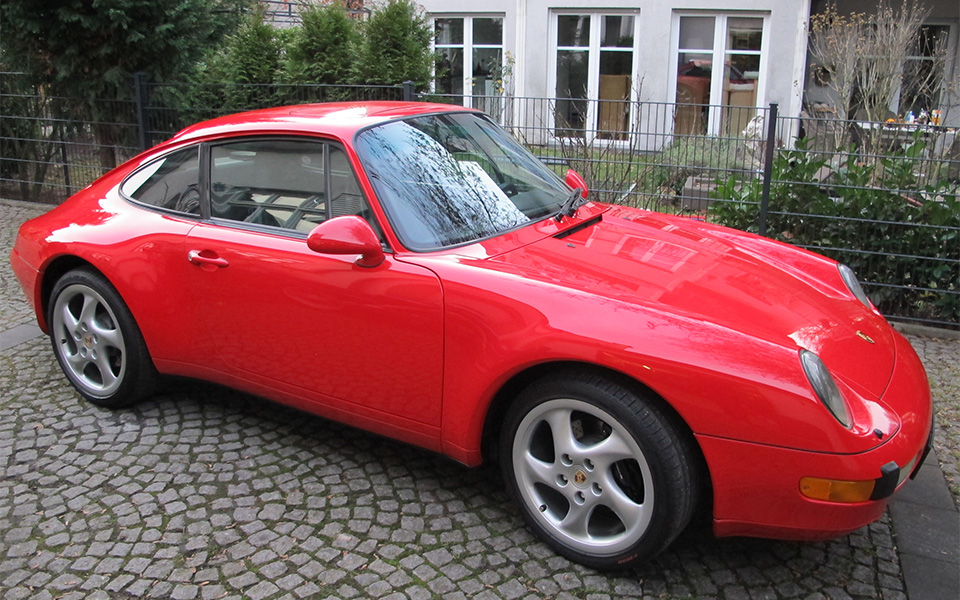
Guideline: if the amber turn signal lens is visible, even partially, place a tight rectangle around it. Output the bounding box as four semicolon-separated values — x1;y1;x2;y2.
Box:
800;477;876;503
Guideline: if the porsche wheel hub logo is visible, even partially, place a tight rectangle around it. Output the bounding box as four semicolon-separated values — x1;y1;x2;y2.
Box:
573;470;587;485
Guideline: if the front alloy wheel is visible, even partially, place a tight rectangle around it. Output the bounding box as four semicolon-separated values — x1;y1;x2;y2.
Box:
501;373;698;569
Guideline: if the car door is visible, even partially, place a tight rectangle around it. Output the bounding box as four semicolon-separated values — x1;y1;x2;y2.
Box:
184;137;444;427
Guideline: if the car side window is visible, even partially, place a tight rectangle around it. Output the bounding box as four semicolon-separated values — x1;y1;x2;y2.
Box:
211;139;370;233
120;146;200;214
329;146;366;218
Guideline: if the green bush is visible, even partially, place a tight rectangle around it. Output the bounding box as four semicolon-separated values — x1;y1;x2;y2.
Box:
284;1;359;88
353;0;433;89
157;9;283;126
712;137;960;324
222;9;284;109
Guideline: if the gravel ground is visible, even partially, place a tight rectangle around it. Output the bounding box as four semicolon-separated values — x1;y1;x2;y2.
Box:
2;198;956;599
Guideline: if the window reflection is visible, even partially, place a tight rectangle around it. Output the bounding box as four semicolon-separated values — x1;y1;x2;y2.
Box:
121;147;200;214
355;113;569;251
674;15;764;136
554;13;636;139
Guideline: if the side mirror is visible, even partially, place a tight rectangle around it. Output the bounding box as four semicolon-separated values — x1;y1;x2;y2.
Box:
307;216;385;268
565;169;589;199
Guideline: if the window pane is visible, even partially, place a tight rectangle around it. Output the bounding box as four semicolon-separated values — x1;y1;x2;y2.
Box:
896;26;948;115
722;18;762;135
679;16;714;51
727;18;763;51
354;113;568;250
121;147;200;214
473;18;503;45
599;51;632;140
328;147;366;219
473;48;503;96
556;50;588;135
722;55;760;135
435;18;463;45
601;16;634;48
910;25;949;57
211;140;327;231
436;47;464;97
676;17;715;135
558;15;590;47
901;58;942;114
676;58;712;104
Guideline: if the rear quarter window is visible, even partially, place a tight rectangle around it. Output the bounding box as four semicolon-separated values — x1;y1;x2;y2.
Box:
120;146;200;215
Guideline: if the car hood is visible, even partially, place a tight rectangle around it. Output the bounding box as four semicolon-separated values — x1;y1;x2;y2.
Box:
488;207;895;398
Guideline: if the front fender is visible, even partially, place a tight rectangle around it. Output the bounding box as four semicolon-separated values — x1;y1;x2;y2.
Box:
426;257;903;464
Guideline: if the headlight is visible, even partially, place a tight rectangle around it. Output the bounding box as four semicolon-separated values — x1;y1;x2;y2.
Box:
800;350;851;428
839;264;872;309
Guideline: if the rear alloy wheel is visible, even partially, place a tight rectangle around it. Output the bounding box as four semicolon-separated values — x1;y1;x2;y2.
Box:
501;373;698;569
48;268;156;408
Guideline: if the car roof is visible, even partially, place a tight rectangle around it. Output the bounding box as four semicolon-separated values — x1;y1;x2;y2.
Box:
168;101;477;145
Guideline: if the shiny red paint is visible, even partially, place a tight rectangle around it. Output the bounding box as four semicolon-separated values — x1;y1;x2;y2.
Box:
11;102;932;544
564;169;589;198
307;215;385;267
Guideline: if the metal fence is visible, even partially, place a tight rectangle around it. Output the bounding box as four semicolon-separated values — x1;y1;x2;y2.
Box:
2;72;957;327
0;72;409;204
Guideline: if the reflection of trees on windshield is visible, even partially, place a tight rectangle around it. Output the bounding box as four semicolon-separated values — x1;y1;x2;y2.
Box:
356;114;567;251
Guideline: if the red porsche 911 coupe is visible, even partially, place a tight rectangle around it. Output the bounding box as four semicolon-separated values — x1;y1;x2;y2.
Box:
11;102;932;569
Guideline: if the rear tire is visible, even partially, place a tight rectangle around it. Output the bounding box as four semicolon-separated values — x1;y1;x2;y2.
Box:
500;372;699;569
47;268;157;408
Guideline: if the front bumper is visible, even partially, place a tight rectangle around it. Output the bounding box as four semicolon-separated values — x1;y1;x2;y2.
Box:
871;417;934;501
704;333;933;541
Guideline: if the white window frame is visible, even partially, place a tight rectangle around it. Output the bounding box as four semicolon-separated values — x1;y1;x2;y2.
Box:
547;10;642;144
431;14;505;110
669;12;770;135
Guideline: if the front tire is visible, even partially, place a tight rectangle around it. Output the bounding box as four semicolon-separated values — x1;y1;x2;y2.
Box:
500;372;699;569
48;268;157;408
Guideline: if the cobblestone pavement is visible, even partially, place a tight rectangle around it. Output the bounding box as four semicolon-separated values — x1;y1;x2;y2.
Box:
0;202;49;331
1;200;955;600
907;335;960;507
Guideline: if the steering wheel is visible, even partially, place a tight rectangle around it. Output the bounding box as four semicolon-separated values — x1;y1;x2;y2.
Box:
174;185;201;214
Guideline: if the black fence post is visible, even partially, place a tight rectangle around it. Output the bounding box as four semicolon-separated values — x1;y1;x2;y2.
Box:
58;126;71;194
133;72;151;152
757;102;778;237
402;81;416;102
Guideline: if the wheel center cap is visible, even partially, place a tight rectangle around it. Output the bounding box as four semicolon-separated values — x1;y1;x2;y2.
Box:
572;467;589;488
83;334;95;349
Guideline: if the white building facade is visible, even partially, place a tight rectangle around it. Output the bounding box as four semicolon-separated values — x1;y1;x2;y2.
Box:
417;0;960;139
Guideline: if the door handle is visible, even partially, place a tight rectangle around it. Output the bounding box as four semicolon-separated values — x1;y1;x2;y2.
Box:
188;250;229;268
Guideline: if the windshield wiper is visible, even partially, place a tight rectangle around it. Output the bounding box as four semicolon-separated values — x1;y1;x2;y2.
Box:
555;188;585;222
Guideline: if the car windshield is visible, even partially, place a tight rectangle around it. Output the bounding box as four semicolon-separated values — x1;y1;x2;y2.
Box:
354;112;570;251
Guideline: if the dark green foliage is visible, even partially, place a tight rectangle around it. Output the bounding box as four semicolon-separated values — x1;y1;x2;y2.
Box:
285;1;359;86
353;0;433;89
220;9;284;109
0;0;248;167
712;137;960;324
0;0;247;97
153;8;284;130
